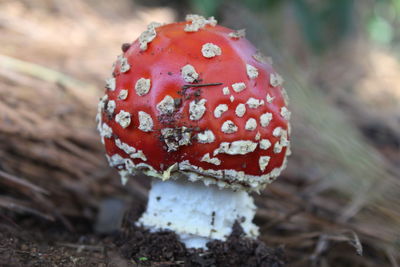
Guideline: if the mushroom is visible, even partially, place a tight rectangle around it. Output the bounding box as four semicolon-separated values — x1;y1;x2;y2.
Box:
96;15;291;249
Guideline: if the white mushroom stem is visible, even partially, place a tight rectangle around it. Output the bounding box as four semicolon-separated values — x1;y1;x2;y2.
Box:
137;177;259;249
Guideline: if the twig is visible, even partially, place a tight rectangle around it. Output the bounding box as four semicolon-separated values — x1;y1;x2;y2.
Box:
0;213;22;230
0;54;93;91
57;243;104;253
182;82;223;89
261;207;303;230
0;54;98;107
0;196;54;221
386;247;400;267
0;170;49;195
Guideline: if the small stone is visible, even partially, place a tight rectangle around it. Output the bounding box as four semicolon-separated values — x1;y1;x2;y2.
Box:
95;198;125;234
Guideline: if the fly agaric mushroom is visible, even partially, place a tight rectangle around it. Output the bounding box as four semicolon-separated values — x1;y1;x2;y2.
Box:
96;15;291;249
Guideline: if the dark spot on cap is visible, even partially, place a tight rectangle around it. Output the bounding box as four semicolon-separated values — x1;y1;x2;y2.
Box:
167;72;173;76
194;90;201;97
156;196;161;201
174;98;182;107
121;43;131;52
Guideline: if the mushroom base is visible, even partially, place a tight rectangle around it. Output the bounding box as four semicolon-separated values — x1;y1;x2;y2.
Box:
137;176;259;249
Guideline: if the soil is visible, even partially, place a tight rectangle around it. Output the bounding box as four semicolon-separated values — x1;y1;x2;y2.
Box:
0;206;286;267
117;218;286;266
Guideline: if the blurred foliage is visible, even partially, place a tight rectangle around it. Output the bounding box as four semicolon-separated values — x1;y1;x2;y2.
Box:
190;0;400;54
367;0;400;49
189;0;221;18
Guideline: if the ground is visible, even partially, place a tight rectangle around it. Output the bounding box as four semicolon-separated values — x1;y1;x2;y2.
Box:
0;208;286;266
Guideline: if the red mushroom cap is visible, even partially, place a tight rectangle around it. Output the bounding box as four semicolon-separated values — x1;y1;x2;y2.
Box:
97;15;291;191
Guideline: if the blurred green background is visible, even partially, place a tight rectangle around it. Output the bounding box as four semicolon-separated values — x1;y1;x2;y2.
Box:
187;0;400;52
